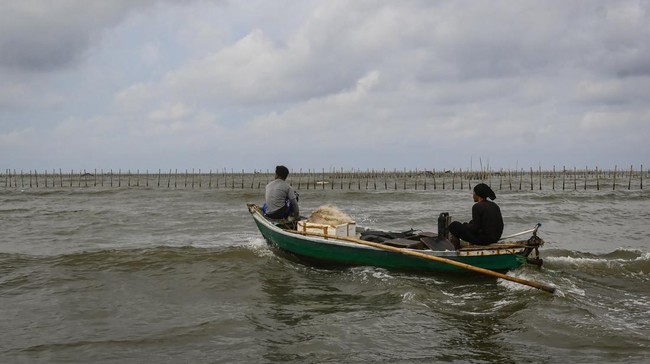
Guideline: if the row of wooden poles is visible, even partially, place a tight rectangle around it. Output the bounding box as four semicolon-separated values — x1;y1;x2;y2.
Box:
1;165;645;191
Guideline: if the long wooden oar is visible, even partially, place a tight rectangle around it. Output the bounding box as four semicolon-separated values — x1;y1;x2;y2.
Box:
296;230;556;294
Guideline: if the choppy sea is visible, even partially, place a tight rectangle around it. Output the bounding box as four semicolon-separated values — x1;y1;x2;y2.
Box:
0;186;648;363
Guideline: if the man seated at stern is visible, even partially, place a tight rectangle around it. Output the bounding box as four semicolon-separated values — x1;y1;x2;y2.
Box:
448;183;504;248
264;165;300;220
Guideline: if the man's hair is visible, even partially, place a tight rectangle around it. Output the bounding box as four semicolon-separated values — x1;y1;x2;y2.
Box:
275;165;289;180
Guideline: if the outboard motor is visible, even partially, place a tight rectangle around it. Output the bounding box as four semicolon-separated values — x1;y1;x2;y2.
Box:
437;212;450;240
422;212;455;251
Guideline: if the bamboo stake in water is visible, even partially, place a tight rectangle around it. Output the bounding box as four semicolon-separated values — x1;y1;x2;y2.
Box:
452;170;455;190
552;165;556;190
414;169;418;190
373;169;377;190
628;165;633;190
432;169;437;190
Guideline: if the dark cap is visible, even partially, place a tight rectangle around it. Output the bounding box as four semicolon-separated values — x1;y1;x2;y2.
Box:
474;183;496;200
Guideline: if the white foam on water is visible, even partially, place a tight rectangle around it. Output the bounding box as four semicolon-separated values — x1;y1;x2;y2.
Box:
497;277;536;292
546;253;649;277
401;291;416;302
492;298;517;309
636;252;650;261
244;236;275;257
557;278;585;297
348;266;395;283
545;256;629;273
497;270;558;295
546;256;612;265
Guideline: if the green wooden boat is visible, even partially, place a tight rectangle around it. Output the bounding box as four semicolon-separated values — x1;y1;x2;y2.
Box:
247;204;545;273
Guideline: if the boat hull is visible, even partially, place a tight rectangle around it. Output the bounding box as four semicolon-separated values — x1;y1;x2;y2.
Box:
249;205;527;272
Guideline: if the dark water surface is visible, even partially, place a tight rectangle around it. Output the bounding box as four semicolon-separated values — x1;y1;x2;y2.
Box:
1;187;648;363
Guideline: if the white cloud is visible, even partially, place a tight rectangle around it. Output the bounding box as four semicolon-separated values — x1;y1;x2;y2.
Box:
579;110;650;132
246;70;381;139
0;127;36;148
114;83;157;114
148;102;192;123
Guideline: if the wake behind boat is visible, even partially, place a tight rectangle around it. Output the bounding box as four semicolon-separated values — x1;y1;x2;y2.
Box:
247;204;547;275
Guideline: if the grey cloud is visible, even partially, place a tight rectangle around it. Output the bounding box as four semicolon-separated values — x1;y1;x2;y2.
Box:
0;1;157;72
0;33;89;72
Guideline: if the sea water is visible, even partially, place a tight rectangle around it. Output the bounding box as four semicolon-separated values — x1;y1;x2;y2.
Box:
0;187;648;363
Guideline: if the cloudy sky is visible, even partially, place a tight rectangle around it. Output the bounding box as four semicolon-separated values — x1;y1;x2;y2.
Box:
1;0;648;172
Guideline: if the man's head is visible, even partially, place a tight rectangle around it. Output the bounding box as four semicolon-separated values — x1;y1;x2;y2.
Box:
275;165;289;180
473;183;496;202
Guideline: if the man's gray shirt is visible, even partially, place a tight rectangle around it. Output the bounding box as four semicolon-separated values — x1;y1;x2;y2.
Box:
265;179;299;217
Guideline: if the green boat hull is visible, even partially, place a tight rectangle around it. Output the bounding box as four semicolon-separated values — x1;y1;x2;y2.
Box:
249;205;528;273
